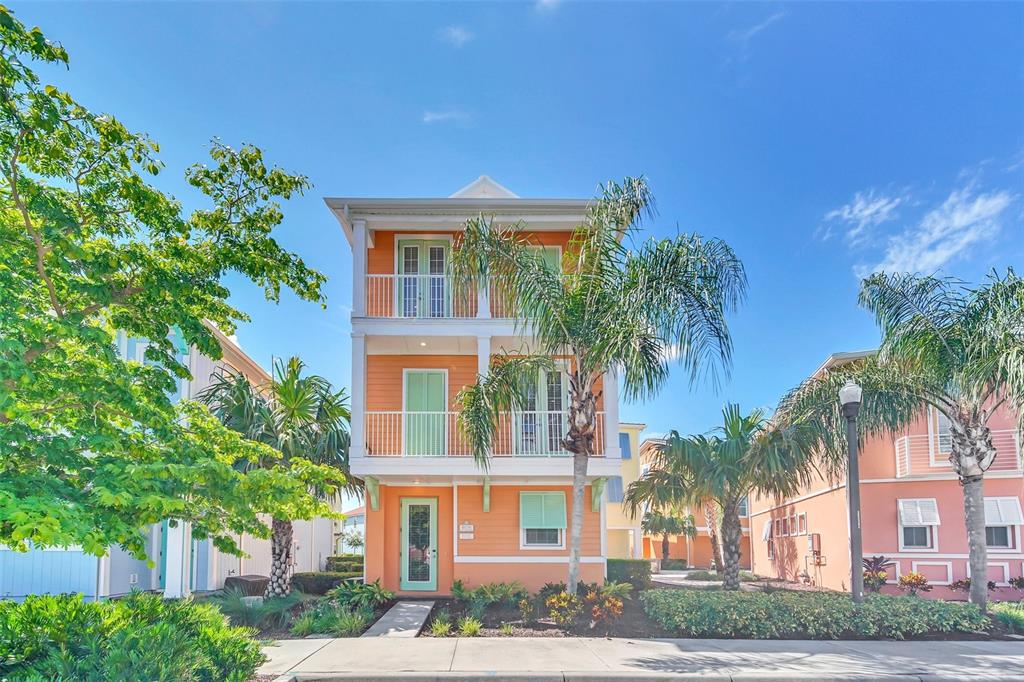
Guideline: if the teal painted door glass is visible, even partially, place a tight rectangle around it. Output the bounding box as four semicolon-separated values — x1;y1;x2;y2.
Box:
404;370;446;456
400;498;437;591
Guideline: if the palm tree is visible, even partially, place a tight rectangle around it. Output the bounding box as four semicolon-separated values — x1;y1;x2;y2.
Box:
702;500;724;573
199;356;353;596
641;510;696;563
775;270;1024;612
626;405;819;589
450;177;746;592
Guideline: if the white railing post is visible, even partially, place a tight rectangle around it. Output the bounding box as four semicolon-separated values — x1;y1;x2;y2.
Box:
351;334;366;459
603;371;620;458
352;219;367;317
477;280;490;319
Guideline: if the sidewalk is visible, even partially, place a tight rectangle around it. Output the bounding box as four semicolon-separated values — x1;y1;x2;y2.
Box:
259;636;1024;681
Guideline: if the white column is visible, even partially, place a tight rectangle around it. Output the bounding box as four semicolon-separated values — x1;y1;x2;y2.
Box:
476;336;490;377
351;333;366;459
162;520;192;598
352;219;367;317
476;282;490;319
603;370;620;458
632;527;643;559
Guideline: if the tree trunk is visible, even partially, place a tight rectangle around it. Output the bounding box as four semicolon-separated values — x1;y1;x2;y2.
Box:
720;500;742;591
661;533;671;561
266;517;294;598
704;501;723;573
564;372;597;595
949;420;997;614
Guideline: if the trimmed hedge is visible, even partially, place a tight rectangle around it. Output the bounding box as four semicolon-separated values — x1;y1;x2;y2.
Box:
0;592;263;681
291;571;361;595
659;559;688;570
607;559;652;590
641;590;989;640
326;555;364;573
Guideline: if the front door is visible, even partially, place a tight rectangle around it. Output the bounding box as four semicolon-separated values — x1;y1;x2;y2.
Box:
400;497;437;591
404;369;446;456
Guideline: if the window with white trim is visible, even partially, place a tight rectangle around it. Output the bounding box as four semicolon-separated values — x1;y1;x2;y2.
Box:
797;512;807;535
520;491;567;548
737;496;749;517
763;521;774;559
933;408;953;454
898;498;940;550
984;497;1023;550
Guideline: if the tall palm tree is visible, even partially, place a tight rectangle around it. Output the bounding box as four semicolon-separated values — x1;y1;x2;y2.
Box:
702;500;724;573
626;405;819;589
199;356;353;597
775;270;1024;612
641;510;696;562
450;177;746;592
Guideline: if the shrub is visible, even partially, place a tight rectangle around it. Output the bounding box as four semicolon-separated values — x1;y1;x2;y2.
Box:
607;559;653;591
862;556;893;593
458;616;482;636
291;571;361;595
451;581;528;618
641;590;987;640
897;572;932;596
289;611;318;637
584;590;624;633
287;601;372;636
992;602;1024;633
332;608;373;637
428;619;452;636
598;581;634;600
212;588;301;628
684;570;758;582
1009;576;1024;590
544;591;583;627
0;593;263;682
660;558;688;570
499;622;515;635
328;579;393;610
325;555;364;573
949;578;998;593
518;597;534;622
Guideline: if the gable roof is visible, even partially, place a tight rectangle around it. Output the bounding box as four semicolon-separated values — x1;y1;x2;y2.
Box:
449;175;519;199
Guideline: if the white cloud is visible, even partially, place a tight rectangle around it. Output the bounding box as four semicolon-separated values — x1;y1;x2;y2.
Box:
535;0;562;12
727;11;787;44
438;26;473;47
422;109;471;124
857;186;1014;277
822;189;906;245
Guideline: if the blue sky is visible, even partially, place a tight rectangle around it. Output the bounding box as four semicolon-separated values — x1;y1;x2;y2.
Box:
18;1;1024;441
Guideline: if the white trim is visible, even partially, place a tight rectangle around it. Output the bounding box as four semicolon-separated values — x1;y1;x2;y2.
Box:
862;471;1024;483
600;493;607;559
519;527;565;550
898;524;937;553
797;512;808;535
454;555;605;564
453;483;459;558
351;334;366;458
603;369;620;459
986;524;1019;552
353;219;367;316
967;560;1011;587
910;560;953;585
868;551;1024;560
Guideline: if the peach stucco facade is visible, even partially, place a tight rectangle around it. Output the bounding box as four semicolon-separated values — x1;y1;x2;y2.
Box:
750;353;1023;599
328;177;623;597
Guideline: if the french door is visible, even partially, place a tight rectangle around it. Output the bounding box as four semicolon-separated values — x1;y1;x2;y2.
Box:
400;497;437;591
404;369;446;456
397;240;450;318
514;367;569;455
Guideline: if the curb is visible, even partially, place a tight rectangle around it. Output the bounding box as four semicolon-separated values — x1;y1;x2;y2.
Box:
269;674;1024;682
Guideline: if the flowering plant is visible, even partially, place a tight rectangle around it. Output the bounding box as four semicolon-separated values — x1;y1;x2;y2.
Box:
897;572;932;596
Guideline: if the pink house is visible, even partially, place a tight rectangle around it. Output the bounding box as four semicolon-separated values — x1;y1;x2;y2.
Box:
750;351;1024;599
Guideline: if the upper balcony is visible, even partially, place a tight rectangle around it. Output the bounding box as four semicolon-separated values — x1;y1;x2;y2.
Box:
894;429;1022;478
364;275;517;320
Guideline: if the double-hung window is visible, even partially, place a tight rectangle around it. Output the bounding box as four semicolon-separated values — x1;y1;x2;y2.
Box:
984;497;1023;550
520;492;567;548
898;498;940;550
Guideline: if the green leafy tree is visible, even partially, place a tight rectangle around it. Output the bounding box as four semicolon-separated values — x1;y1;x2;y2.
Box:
200;357;351;596
641;510;696;562
626;405;818;589
775;270;1024;612
0;7;337;562
450;177;746;592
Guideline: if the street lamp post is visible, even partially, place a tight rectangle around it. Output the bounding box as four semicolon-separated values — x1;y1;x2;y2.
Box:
839;379;864;603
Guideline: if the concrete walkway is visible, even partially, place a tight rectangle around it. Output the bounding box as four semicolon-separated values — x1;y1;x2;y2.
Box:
259;636;1024;680
360;600;434;638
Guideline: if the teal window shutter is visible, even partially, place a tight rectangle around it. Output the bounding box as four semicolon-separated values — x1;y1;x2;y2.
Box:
618;433;632;459
606;476;624;503
520;492;567;529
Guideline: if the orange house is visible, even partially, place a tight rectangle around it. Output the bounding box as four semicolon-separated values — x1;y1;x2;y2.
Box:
750;351;1024;599
637;438;752;569
325;176;623;596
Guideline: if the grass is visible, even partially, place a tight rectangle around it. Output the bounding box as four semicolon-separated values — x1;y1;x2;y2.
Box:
683;570;759;582
992;602;1024;633
458;616;482;636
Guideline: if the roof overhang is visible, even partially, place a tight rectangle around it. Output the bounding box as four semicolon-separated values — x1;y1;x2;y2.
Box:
324;196;592;247
812;349;877;377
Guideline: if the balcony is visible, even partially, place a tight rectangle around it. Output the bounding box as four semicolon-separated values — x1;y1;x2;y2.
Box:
364;410;606;457
364;275;517;320
894;429;1022;478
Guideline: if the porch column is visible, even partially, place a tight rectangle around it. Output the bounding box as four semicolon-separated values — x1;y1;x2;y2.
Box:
476;336;490;377
351;333;366;459
352;219;367;317
603;370;620;458
632;526;643;559
476;281;490;319
163;520;192;599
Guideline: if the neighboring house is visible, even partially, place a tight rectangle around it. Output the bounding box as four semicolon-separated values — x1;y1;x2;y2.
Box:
337;505;366;554
749;351;1024;598
604;423;646;559
637;437;752;569
0;324;335;601
325;176;623;594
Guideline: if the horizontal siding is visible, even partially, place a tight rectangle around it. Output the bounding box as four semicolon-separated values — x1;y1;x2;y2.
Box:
366;354;477;411
0;549;99;600
368;230;575;276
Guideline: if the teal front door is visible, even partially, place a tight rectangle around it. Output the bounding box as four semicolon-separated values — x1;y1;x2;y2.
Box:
404;369;446;456
400;498;437;591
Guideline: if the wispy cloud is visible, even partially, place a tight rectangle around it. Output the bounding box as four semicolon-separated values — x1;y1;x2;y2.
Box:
727;11;787;45
422;108;471;125
535;0;561;12
438;25;473;47
856;185;1014;277
821;189;907;245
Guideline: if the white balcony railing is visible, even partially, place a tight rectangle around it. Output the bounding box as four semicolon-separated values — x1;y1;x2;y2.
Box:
894;429;1022;478
364;410;605;457
364;275;526;320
